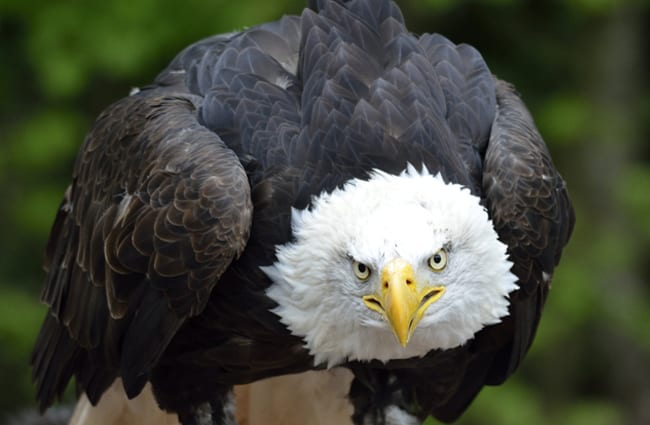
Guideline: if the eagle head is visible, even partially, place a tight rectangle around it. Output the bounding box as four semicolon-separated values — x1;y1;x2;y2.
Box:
264;166;518;367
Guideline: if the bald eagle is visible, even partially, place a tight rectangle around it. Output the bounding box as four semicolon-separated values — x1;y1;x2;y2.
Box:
31;0;574;424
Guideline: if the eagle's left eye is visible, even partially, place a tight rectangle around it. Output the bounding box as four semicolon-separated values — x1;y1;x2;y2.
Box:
428;249;448;271
353;261;371;281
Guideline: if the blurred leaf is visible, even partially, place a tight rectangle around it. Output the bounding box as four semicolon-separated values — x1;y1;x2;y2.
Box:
563;400;623;425
456;380;545;425
0;287;44;353
570;0;619;15
619;164;650;239
420;0;457;12
536;93;591;146
0;286;46;413
8;110;83;171
26;2;90;98
9;184;64;239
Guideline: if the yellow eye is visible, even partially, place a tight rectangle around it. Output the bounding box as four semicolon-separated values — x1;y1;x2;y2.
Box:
428;249;447;271
353;261;371;281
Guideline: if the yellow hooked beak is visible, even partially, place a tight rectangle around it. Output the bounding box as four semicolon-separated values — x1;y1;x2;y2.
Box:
362;258;445;347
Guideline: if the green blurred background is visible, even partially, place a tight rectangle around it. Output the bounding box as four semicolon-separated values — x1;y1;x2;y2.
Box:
1;0;648;424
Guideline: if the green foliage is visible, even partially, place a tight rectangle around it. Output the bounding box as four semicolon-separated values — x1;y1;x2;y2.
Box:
536;93;591;146
620;165;650;241
0;0;648;424
0;287;47;413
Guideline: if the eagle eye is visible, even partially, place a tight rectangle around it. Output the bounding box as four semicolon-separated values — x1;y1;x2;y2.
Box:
353;261;371;281
428;249;448;271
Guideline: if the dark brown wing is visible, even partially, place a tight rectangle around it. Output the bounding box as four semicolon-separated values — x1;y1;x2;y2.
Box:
31;84;252;409
427;79;575;421
483;79;574;377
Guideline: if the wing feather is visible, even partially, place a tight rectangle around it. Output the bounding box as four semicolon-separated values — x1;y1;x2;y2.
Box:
32;86;252;408
420;79;574;422
480;79;574;381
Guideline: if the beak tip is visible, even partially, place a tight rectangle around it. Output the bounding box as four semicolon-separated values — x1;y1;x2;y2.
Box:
397;334;409;348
